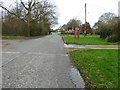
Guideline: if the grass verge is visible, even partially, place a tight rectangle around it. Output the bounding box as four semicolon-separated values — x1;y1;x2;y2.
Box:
70;49;118;88
63;35;118;45
1;36;30;39
1;35;46;39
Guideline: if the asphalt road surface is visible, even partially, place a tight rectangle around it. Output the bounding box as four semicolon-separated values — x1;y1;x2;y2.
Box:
2;34;84;88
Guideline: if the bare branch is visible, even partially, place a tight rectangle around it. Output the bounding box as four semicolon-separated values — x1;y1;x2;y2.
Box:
30;0;39;9
20;0;28;10
0;3;26;22
0;4;17;16
31;1;36;8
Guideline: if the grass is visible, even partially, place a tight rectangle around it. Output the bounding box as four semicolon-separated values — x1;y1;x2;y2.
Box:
70;49;118;88
1;35;48;39
63;34;118;45
1;36;29;39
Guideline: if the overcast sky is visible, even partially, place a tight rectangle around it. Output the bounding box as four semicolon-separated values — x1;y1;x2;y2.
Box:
0;0;119;29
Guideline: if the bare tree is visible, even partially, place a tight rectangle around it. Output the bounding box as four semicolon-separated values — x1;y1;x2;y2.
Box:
0;0;58;36
99;12;116;24
67;18;82;29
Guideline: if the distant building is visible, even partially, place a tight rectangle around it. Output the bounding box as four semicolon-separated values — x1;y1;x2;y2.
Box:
118;1;120;18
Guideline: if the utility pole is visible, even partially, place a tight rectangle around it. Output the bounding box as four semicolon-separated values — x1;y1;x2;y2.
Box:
84;3;87;37
85;3;87;23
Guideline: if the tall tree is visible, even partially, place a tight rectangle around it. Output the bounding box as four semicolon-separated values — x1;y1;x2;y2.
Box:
67;18;82;29
99;12;116;24
0;0;58;36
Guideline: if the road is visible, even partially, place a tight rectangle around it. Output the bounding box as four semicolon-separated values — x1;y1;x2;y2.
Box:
2;34;84;88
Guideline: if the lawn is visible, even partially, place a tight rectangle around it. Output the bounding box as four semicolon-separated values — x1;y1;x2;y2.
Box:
63;35;118;45
70;49;118;88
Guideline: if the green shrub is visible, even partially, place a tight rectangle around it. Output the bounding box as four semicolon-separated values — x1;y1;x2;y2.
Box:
61;30;65;34
94;29;100;35
105;35;118;42
99;25;112;39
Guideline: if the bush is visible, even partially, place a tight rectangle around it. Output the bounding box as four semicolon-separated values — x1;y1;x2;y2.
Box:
99;25;112;39
105;35;118;42
94;29;100;35
60;30;65;34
